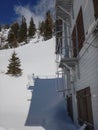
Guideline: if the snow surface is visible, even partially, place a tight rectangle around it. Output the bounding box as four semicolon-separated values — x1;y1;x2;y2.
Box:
25;78;77;130
0;37;77;130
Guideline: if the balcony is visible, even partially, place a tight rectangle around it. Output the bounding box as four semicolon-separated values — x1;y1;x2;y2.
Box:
59;57;78;68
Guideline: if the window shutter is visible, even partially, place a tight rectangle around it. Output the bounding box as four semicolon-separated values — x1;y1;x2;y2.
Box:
72;26;77;57
76;8;85;52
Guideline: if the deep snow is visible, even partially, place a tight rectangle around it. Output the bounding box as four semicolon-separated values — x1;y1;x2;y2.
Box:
0;37;77;130
25;78;77;130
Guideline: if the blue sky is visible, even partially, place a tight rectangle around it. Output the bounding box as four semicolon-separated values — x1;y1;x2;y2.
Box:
0;0;38;24
0;0;54;26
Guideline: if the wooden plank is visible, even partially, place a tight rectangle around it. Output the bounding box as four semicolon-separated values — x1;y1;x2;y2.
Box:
72;26;77;57
77;87;94;130
76;7;85;52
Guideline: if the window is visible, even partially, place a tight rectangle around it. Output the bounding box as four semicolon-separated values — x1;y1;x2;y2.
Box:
93;0;98;19
72;7;85;57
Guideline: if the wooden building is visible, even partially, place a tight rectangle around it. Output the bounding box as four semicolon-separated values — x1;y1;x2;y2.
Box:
55;0;98;130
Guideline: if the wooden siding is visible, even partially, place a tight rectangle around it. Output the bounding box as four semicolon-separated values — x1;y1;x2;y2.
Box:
70;0;98;130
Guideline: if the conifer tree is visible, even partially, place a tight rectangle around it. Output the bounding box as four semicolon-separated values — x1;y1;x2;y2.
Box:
7;22;19;48
18;16;27;43
8;30;18;48
28;17;36;38
11;22;19;39
39;21;45;36
43;10;53;40
6;51;22;76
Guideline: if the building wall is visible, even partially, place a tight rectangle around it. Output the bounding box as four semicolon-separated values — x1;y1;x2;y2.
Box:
72;0;95;35
71;0;98;129
75;37;98;129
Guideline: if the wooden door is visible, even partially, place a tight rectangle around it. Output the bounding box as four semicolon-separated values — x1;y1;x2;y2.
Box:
77;87;94;130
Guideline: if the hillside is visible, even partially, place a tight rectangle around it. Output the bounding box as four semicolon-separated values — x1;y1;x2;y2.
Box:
0;36;78;130
0;37;56;130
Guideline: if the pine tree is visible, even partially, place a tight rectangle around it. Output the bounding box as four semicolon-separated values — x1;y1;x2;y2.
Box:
11;22;19;39
7;22;19;48
43;10;53;40
18;16;27;43
39;21;45;36
28;17;36;38
6;51;22;76
8;30;18;48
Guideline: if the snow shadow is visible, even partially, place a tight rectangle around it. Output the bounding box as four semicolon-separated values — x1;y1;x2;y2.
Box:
25;78;77;130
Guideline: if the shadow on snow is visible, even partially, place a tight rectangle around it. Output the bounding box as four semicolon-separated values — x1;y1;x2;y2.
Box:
25;78;77;130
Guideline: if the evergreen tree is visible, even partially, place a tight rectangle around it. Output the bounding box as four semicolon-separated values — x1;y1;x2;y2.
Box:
6;51;22;76
7;22;19;48
8;30;18;48
43;10;53;40
39;21;45;36
18;16;27;43
11;22;19;39
28;17;36;38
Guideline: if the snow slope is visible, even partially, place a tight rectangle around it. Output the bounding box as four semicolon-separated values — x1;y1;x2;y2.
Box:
0;37;77;130
0;37;56;130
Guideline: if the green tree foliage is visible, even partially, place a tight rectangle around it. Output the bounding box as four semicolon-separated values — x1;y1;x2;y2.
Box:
11;22;19;39
39;21;45;36
28;17;36;38
7;22;19;48
43;10;53;40
18;16;27;43
6;51;22;76
8;30;18;48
